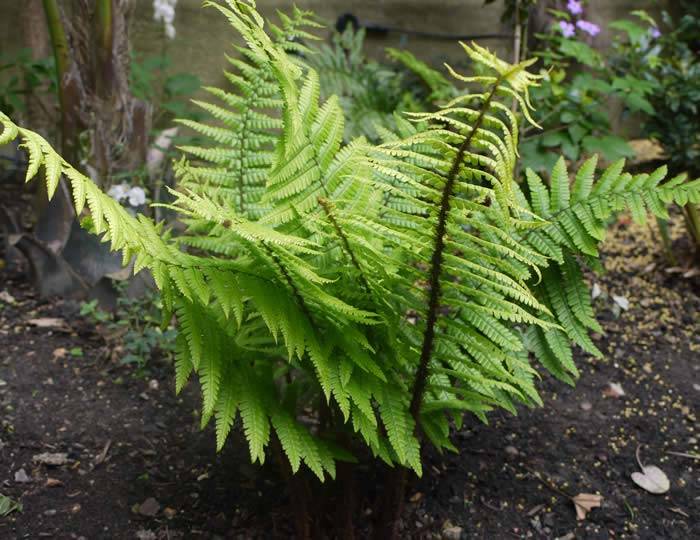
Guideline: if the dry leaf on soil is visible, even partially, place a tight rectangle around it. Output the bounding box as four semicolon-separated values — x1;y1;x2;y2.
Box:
631;466;670;494
27;317;70;331
572;493;603;520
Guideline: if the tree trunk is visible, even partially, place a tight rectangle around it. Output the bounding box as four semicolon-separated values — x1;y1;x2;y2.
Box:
373;466;408;540
21;0;51;132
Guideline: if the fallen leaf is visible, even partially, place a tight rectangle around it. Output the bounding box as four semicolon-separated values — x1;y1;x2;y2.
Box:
138;497;160;517
163;507;177;519
572;493;603;520
603;382;625;398
27;318;70;331
45;478;63;487
612;295;629;311
631;465;670;494
52;348;67;359
32;452;69;466
409;492;423;503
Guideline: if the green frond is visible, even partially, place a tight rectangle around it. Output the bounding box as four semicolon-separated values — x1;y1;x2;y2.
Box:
215;367;240;451
379;386;422;475
4;0;699;485
239;377;271;465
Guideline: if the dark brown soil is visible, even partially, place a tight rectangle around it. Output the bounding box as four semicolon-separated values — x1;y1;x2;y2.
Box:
0;216;698;540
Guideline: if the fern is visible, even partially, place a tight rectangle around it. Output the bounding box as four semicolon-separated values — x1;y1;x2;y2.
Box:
2;0;699;482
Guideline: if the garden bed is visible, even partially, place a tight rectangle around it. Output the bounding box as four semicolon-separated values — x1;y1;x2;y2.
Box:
1;216;698;539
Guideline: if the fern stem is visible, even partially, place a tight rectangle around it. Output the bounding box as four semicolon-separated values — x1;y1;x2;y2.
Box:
272;433;313;540
318;197;372;294
266;244;314;323
408;76;504;422
236;109;251;214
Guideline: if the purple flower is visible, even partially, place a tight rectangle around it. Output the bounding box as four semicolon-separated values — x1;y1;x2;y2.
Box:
567;0;583;16
576;19;601;37
649;27;661;39
559;21;576;38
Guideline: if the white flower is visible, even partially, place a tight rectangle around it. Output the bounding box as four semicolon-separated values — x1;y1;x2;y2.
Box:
153;0;177;39
108;183;129;202
127;187;147;207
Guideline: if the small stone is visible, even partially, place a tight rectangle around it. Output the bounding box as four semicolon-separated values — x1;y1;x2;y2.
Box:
44;509;57;516
442;524;463;540
138;497;160;517
504;445;519;458
46;478;63;487
612;295;629;310
603;382;625;398
14;468;31;483
71;503;81;513
580;401;592;411
148;379;159;391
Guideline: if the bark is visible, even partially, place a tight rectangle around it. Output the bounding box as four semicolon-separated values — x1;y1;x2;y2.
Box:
20;0;51;132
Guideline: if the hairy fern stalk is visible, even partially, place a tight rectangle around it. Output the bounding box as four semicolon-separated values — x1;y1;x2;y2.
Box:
2;0;699;481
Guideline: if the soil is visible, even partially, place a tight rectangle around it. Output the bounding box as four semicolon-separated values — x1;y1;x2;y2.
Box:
0;215;698;540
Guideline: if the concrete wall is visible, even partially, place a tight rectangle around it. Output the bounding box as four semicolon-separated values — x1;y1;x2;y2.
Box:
0;1;669;89
129;0;507;87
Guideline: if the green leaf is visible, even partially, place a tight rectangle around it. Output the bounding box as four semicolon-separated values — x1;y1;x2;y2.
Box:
582;136;634;162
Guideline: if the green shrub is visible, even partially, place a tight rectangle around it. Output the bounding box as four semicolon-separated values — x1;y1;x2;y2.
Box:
2;0;699;533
